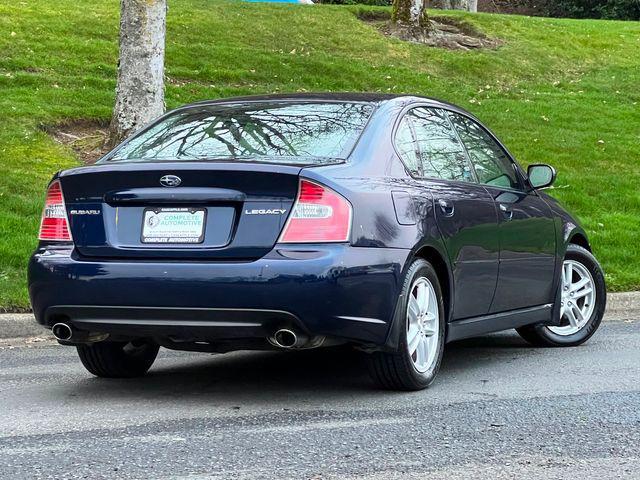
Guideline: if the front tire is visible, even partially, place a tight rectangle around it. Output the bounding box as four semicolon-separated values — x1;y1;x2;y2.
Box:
368;259;446;391
76;340;159;378
517;244;606;347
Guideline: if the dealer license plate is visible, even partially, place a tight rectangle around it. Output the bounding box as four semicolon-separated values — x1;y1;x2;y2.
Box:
141;207;206;244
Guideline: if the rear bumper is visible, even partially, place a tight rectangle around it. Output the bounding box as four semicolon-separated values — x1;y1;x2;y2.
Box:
28;244;410;345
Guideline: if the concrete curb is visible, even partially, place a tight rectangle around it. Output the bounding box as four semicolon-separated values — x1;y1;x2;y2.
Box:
602;292;640;320
1;292;639;340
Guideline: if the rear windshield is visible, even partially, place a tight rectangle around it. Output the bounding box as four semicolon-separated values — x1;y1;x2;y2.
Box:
104;101;375;164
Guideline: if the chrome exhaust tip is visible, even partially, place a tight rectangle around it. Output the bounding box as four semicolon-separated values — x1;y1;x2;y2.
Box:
272;329;298;349
51;323;73;341
269;328;323;350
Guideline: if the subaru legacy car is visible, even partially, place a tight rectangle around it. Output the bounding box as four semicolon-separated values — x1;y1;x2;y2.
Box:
28;94;606;390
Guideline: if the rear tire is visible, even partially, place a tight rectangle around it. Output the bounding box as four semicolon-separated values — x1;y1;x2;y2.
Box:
368;259;446;391
76;340;159;378
517;244;606;347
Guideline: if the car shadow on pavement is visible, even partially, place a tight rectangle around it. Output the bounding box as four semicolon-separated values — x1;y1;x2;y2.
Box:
64;330;535;399
149;345;374;391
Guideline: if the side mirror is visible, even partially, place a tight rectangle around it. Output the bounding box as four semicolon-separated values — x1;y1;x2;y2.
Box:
527;164;556;189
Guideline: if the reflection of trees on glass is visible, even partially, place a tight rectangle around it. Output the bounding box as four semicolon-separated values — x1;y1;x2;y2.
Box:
448;113;518;189
395;116;422;176
398;108;473;182
109;102;375;163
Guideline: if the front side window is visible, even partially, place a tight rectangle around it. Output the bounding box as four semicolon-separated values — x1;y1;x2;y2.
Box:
105;102;375;165
402;108;475;183
448;113;521;190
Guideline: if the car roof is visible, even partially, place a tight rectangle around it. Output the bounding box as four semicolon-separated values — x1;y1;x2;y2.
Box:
189;92;401;104
186;92;469;114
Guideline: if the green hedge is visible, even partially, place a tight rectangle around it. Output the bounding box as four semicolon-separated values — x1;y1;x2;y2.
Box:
545;0;640;20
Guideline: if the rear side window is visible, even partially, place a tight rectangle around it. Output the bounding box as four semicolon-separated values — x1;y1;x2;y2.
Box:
105;102;375;164
394;115;421;176
396;107;474;183
448;112;521;190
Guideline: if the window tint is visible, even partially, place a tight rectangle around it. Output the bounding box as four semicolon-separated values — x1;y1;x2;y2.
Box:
394;115;421;176
106;102;375;164
448;113;520;190
403;108;474;182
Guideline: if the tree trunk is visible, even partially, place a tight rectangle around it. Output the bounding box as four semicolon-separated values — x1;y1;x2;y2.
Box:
393;0;429;28
108;0;167;147
431;0;477;11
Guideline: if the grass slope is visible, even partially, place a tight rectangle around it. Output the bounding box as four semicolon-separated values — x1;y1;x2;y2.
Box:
0;0;639;309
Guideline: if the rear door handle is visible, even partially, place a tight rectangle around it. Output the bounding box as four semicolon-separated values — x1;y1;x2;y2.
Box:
499;203;513;220
437;199;455;217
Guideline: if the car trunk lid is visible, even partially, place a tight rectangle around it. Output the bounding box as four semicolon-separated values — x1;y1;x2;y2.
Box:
59;162;302;260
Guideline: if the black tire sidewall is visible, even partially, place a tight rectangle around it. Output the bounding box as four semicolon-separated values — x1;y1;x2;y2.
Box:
397;259;446;389
77;340;159;378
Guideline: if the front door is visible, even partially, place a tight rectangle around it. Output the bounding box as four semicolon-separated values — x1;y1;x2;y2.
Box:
447;112;557;312
483;188;557;312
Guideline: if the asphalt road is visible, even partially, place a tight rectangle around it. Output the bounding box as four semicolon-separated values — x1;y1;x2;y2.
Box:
0;320;638;479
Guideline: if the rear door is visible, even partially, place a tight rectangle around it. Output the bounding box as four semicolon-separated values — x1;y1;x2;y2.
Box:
447;112;557;312
397;107;500;320
60;162;300;260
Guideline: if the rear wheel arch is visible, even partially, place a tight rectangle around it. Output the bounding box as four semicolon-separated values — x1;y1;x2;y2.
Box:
381;245;452;352
413;246;452;323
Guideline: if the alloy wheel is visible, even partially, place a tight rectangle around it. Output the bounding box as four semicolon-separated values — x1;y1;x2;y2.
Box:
549;259;596;336
406;277;440;373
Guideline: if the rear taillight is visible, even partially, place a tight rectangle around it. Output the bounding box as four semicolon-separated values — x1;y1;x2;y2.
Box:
279;179;352;243
38;180;72;241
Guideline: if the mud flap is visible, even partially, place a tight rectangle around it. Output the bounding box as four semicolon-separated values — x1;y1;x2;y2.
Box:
543;278;563;326
380;292;407;352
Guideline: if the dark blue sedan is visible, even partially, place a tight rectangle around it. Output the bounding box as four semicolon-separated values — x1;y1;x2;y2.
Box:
28;94;607;390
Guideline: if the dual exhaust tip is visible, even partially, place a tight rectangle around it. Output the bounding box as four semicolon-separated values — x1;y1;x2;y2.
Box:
53;322;314;349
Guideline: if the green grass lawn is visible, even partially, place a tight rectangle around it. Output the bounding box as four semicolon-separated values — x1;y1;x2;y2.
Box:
0;0;639;309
